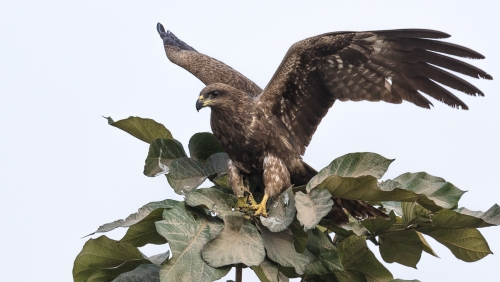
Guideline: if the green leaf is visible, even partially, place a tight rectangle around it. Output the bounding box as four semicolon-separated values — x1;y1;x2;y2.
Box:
85;200;179;237
304;228;344;276
401;202;432;228
361;211;396;234
456;204;500;226
289;217;308;253
379;230;423;268
120;209;168;247
431;209;494;229
188;132;225;161
106;116;172;144
420;228;492;262
87;259;152;282
112;264;160;282
307;152;394;192
261;187;296;232
205;152;229;176
73;235;150;282
185;187;240;218
331;270;365;282
295;189;333;230
202;216;265;267
155;204;230;281
316;175;417;203
259;225;311;275
166;157;208;194
251;258;280;282
336;235;393;282
391;172;466;211
143;138;187;177
212;174;231;189
416;232;439;257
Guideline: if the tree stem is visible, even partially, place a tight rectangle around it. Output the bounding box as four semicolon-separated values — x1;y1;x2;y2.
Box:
236;265;242;282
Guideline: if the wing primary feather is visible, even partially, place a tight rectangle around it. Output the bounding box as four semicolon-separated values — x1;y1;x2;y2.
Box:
375;29;451;39
392;84;433;109
157;22;197;51
402;76;469;109
371;58;485;96
375;49;493;80
385;38;485;59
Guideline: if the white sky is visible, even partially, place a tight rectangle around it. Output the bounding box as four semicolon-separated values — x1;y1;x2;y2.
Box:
1;1;499;281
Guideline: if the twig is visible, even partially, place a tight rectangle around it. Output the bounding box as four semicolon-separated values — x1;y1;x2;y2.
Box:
236;264;242;282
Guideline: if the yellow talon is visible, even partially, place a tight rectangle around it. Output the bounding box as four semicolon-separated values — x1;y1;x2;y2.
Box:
237;192;259;209
250;194;269;217
247;193;258;206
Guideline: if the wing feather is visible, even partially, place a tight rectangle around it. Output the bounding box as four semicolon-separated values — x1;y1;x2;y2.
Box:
259;29;491;154
157;23;262;96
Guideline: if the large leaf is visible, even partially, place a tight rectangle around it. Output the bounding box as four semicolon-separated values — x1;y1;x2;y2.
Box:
73;235;150;282
315;175;418;203
289;218;308;253
336;235;393;282
295;189;333;230
251;258;280;282
202;216;265;267
166;157;208;195
155;204;230;281
87;260;152;282
304;228;344;276
391;172;465;211
120;209;168;247
379;231;422;268
431;209;494;229
185;187;240;218
188;132;225;161
105;116;172;144
85;200;179;237
205;152;229;176
307;152;394;192
456;204;500;226
261;187;296;232
144;138;187;177
361;211;396;234
420;228;492;262
112;264;160;282
416;232;439;257
259;225;311;275
401;202;432;228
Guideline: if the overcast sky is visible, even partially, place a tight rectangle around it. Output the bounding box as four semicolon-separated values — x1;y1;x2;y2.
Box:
1;1;499;281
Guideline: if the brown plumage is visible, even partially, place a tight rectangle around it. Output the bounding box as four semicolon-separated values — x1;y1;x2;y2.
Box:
157;23;492;224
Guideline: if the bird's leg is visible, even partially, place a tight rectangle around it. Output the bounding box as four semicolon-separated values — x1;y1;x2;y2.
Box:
251;154;291;217
228;160;255;208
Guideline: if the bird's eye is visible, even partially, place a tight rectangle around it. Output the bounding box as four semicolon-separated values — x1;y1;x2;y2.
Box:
211;91;220;97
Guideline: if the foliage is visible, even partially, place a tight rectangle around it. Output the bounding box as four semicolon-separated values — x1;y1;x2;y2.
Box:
73;117;499;282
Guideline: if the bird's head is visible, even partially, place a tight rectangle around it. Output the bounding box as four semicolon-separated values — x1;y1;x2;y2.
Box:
196;83;241;112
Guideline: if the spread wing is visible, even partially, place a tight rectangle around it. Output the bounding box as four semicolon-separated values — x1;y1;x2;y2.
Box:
258;29;492;154
157;23;262;96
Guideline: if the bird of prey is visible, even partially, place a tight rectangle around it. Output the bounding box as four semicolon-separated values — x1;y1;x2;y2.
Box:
157;23;491;224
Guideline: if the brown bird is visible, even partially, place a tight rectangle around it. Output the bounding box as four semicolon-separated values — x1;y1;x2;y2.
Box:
157;23;491;224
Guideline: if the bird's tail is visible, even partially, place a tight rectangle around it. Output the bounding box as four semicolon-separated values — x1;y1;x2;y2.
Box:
297;161;389;226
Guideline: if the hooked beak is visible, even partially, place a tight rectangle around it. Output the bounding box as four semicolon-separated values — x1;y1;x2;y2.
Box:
196;98;205;112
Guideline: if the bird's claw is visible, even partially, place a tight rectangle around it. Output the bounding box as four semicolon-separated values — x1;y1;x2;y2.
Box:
250;203;268;217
